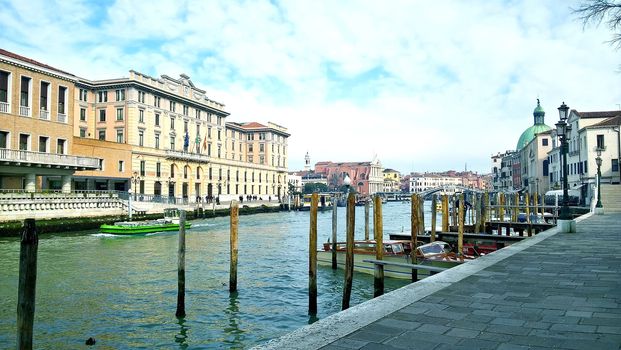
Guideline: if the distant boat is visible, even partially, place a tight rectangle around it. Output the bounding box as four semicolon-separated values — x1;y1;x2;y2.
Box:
100;208;191;235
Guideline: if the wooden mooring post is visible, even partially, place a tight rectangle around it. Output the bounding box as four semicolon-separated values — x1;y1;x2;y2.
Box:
331;194;337;270
341;192;355;311
450;194;457;229
458;194;464;256
364;200;370;240
309;193;318;315
410;194;420;282
430;194;437;242
229;202;239;293
176;210;187;318
17;218;38;350
512;193;519;222
442;194;449;232
373;195;384;297
499;193;505;222
419;196;425;236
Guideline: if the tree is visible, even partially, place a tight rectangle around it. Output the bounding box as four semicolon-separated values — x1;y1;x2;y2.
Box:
573;0;621;48
303;182;328;194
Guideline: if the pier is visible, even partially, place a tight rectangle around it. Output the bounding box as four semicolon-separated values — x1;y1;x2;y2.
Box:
256;212;621;349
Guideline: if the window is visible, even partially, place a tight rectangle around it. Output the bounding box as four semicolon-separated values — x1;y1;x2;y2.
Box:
38;136;48;153
116;129;124;143
19;134;29;150
97;91;107;103
231;141;235;151
197;168;201;179
140;160;146;176
247;133;254;141
170;164;175;178
207;142;212;156
155;113;160;126
0;71;9;105
170;117;175;130
209;167;212;180
170;101;176;112
79;128;86;138
218;145;221;158
217;116;222;126
138;109;144;123
139;130;144;146
79;89;88;102
196;124;200;136
170;137;175;150
40;82;49;111
56;139;66;154
138;91;145;103
184;121;188;133
195;109;200;119
184;166;188;179
542;138;548;146
99;109;106;122
596;134;605;149
99;159;104;171
116;108;124;121
217;129;221;141
613;159;619;172
259;132;266;140
248;144;253;152
259;144;264;152
248;155;253;163
80;108;86;121
156;162;161;177
183;105;189;116
98;129;105;140
155;133;160;149
260;155;264;164
208;127;211;138
118;160;124;172
219;168;222;180
115;89;125;101
58;86;67;114
154;96;160;108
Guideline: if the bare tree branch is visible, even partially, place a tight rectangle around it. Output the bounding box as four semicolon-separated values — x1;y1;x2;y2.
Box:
573;0;621;48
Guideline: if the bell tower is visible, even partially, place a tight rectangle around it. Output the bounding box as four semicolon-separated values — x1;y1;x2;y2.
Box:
304;152;311;171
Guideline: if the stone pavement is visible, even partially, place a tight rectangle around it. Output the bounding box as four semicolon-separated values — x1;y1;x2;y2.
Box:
256;213;621;350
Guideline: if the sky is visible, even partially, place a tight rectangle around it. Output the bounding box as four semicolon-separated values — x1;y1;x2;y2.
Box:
1;0;619;174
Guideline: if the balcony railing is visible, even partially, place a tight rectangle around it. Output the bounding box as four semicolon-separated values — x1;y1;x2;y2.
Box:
0;101;9;113
57;113;67;123
0;148;100;169
166;149;211;163
39;109;50;120
19;105;30;117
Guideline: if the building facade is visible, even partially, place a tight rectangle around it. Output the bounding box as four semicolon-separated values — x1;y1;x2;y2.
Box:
0;49;99;192
314;156;383;195
382;168;401;192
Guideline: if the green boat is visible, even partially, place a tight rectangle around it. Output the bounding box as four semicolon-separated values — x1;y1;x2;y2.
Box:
100;208;191;235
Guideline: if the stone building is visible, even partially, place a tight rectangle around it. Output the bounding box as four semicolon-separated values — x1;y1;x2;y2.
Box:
314;156;383;195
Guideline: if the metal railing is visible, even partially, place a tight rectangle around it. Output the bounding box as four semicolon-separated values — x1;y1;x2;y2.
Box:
57;113;67;123
166;149;211;162
19;105;30;117
0;148;100;168
39;109;49;120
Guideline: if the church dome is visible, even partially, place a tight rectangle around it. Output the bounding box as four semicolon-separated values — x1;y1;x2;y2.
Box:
516;99;552;150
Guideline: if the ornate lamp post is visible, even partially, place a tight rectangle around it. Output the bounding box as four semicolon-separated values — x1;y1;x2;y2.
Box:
555;102;575;232
131;171;141;201
595;148;604;214
343;174;351;194
127;188;133;220
167;176;175;204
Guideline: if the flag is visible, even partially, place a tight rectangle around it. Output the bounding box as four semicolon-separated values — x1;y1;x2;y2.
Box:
184;131;189;151
202;135;207;150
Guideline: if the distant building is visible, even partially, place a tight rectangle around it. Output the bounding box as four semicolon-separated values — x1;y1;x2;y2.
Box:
314;156;383;195
382;168;401;192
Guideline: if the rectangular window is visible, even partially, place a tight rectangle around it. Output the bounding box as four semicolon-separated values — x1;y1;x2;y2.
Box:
139;130;144;146
57;86;66;114
38;136;48;153
542;138;548;146
170;137;175;150
79;128;86;138
79;88;88;102
99;109;106;122
155;133;160;149
154;96;160;107
208;127;211;138
0;71;9;104
97;91;107;103
209;167;212;180
40;82;49;111
155;113;160;126
208;142;212;156
19;134;29;150
596;134;605;149
118;160;124;172
259;143;264;152
140;160;146;176
116;108;124;121
99;159;104;171
80;108;86;121
116;129;124;143
195;109;200;119
248;144;253;152
184;121;188;133
613;159;619;172
170;101;176;112
183;105;189;116
218;129;221;141
170;117;175;130
20;76;31;107
139;109;144;123
56;139;66;154
138;91;145;103
156;162;161;177
98;129;105;140
115;89;125;101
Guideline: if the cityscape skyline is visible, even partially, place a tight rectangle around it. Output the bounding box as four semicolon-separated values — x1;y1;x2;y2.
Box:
1;0;620;174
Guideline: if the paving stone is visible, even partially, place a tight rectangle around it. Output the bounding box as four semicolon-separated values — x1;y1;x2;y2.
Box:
416;323;450;334
347;330;393;343
484;324;531;336
328;338;370;349
579;317;621;326
597;326;621;334
496;344;530;350
477;331;514;343
456;338;499;349
549;323;597;333
490;317;526;327
359;342;402;350
565;310;593;318
424;309;467;320
384;335;439;350
358;324;408;336
447;319;489;331
445;327;479;338
375;318;421;331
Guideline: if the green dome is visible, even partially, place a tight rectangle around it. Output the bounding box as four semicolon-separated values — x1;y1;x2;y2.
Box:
534;103;544;116
516;124;552;150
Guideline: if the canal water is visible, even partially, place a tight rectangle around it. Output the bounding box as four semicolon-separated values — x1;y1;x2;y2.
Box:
0;201;431;349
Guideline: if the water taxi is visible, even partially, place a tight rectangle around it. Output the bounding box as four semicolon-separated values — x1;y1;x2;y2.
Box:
100;208;191;235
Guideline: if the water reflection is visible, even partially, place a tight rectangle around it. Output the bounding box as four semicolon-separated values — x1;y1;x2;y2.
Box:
175;317;189;349
223;292;244;348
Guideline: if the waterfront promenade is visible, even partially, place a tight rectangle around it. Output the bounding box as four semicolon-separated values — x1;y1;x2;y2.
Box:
258;212;621;349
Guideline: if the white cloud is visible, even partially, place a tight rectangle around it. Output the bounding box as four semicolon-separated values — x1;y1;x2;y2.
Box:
1;0;619;174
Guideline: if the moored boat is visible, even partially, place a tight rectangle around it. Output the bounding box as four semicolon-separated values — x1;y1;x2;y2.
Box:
100;208;191;235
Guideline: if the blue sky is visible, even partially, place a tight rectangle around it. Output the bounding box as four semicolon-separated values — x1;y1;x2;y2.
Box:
1;0;619;174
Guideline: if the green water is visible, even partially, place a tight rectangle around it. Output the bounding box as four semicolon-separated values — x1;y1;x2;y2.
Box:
0;202;418;349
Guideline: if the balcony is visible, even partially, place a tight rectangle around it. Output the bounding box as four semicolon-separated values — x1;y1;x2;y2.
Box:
0;102;9;113
19;105;30;117
39;109;50;120
166;149;211;163
0;148;100;170
57;113;67;123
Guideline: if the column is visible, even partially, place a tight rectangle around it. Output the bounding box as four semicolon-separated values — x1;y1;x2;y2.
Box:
25;173;36;192
61;175;71;193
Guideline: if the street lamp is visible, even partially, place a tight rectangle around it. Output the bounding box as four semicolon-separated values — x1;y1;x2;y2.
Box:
555;102;575;232
127;188;133;220
167;176;175;204
595;148;604;214
131;171;141;201
343;174;351;193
